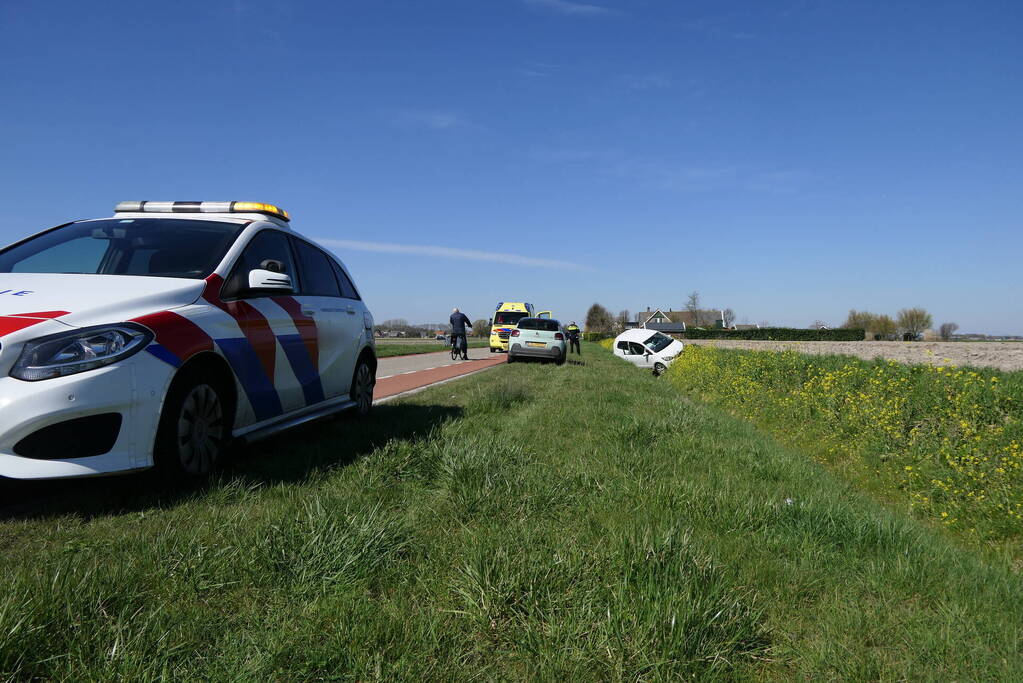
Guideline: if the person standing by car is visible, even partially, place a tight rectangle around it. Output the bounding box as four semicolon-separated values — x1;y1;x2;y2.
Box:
450;308;473;360
566;321;581;355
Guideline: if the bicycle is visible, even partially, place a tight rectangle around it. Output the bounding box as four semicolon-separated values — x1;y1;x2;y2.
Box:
450;333;464;360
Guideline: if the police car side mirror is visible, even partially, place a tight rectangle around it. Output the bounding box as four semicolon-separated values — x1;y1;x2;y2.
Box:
247;268;293;293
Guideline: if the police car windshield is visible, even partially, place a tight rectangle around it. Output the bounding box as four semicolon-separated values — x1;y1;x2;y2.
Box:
644;332;675;353
0;219;244;279
494;311;528;325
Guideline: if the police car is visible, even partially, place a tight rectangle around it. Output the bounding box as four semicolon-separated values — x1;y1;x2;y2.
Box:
0;201;376;480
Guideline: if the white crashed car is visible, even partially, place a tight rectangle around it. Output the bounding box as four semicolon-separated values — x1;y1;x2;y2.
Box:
0;201;375;480
611;329;684;376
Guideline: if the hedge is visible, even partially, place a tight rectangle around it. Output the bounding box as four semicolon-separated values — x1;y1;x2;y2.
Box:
679;328;865;342
582;332;612;342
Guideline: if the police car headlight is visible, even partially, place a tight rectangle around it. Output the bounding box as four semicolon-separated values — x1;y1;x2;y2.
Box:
11;324;153;381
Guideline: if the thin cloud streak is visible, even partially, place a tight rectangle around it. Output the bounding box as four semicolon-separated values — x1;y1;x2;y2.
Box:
523;0;615;17
319;239;594;271
390;109;471;130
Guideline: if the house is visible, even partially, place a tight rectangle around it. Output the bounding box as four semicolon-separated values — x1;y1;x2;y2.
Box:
627;307;726;333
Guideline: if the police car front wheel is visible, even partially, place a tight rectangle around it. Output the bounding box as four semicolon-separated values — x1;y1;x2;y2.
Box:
156;368;231;478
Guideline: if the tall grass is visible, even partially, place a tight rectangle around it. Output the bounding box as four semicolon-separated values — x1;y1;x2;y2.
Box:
668;345;1023;546
1;344;1022;678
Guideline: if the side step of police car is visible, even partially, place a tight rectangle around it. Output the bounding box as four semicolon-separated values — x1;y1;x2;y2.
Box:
235;395;359;444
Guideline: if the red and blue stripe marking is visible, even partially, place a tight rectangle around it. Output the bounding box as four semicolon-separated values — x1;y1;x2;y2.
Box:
135;274;324;422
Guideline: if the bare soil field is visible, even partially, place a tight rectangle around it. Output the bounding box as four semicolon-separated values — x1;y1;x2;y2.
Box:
683;339;1023;372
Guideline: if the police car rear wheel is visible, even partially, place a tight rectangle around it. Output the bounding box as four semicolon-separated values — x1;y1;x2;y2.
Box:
351;360;374;418
156;369;230;478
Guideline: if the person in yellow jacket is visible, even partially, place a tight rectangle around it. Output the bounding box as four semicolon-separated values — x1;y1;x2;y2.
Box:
566;322;581;355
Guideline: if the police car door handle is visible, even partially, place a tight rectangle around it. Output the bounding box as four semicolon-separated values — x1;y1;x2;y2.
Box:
302;308;317;317
346;305;356;314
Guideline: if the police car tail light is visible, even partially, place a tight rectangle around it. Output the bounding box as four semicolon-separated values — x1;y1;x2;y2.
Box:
115;201;290;221
11;324;153;381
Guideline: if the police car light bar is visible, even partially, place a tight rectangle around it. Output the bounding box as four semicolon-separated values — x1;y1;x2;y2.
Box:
114;201;290;221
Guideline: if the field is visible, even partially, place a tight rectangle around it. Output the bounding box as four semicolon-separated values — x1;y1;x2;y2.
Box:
669;345;1023;553
2;344;1022;679
684;338;1023;372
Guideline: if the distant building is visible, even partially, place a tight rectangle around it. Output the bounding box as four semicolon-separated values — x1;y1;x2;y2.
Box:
627;307;727;333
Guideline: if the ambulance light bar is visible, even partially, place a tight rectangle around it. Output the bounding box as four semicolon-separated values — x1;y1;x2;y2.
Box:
114;201;290;221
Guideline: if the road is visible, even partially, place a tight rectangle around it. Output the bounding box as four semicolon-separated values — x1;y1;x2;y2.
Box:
375;346;505;401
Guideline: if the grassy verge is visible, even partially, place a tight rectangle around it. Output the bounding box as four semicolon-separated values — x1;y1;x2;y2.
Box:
375;339;488;358
667;345;1023;552
2;344;1021;678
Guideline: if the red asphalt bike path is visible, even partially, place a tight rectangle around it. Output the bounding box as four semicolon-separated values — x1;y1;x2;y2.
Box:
374;353;506;401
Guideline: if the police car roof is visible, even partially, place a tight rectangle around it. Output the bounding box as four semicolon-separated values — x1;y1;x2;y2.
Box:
102;212;289;228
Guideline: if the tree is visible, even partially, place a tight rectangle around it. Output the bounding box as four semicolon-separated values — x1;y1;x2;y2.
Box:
472;319;489;338
722;308;736;329
686;291;701;326
939;322;959;342
809;320;829;330
585;303;613;335
897;308;933;341
843;310;879;331
874;315;897;340
614;310;631;333
381;318;409;329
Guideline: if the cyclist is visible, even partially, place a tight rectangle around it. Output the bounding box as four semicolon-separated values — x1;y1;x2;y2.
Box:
449;307;473;360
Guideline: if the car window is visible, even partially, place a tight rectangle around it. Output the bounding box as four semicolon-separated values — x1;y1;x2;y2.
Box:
330;259;360;300
518;318;560;332
222;230;297;299
616;340;630;351
0;219;243;278
629;342;646;355
644;333;674;353
292;239;341;297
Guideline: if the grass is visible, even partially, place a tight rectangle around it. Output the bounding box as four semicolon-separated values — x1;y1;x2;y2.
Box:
375;339;488;358
667;345;1023;553
1;343;1022;679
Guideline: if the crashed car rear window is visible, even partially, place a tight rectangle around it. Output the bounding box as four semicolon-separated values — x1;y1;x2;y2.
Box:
517;318;560;332
0;219;245;279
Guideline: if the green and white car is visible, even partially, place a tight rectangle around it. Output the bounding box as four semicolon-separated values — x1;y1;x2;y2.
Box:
507;317;567;365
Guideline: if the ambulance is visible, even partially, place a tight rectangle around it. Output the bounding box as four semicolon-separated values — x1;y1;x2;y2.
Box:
0;201;376;480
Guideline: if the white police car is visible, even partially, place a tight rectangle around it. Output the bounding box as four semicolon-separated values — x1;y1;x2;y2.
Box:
0;201;375;480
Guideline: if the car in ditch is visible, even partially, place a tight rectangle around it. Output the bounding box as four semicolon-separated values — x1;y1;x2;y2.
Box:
611;329;683;375
507;317;567;365
0;201;376;480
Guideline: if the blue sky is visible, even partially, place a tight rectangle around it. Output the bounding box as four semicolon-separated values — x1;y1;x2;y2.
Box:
1;0;1020;333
